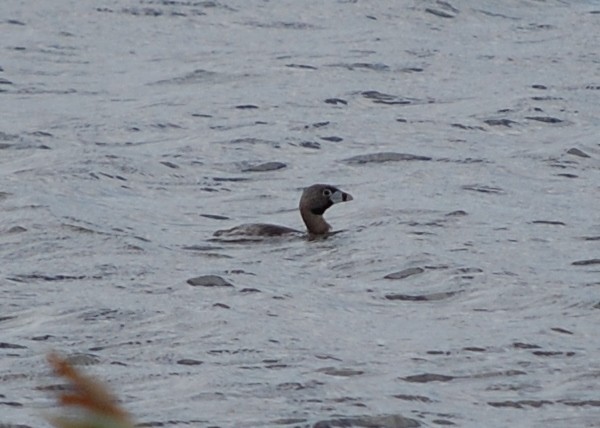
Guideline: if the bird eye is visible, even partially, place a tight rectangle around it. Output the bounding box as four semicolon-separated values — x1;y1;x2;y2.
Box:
323;188;332;197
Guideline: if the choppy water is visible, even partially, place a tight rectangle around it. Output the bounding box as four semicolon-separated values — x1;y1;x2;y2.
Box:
1;1;600;427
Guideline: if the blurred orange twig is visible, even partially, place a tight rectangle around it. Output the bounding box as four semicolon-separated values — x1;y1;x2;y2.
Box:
47;352;134;428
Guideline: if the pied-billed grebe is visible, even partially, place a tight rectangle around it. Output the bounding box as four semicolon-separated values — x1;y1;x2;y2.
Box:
213;184;353;238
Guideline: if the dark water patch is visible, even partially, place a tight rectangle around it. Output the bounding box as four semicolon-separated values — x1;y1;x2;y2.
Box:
212;176;249;182
315;354;343;362
17;87;77;95
546;159;578;170
152;69;219;85
7;273;97;283
425;8;455;18
80;309;139;322
454;267;483;280
286;63;318;70
424;264;450;270
393;394;434;403
0;78;13;85
469;369;526;379
431;419;455;426
408;220;449;229
207;348;260;356
317;367;364;377
0;401;23;407
451;123;485;131
31;334;54;341
139;1;235;11
0;342;27;349
95;171;127;181
244;20;317;30
29;130;53;137
559;400;600;407
385;291;461;302
225;269;255;276
160;161;179;169
305;121;330;129
400;67;424;73
581;236;600;241
120;7;204;17
137;419;210;427
3;226;26;234
384;267;425;280
35;383;71;392
550;327;573;335
235;104;259;109
191;113;212;118
325;98;348;105
299;141;321;149
313;414;420;428
483;118;518;127
152;122;182;129
445;210;467;216
409;230;438;236
556;173;578;178
531;96;563;101
200;214;229;220
361;90;419;105
187;275;234;287
176;358;203;366
329;62;390;71
239;287;261;293
228;137;280;147
513;342;541;350
566;148;590;158
63;353;101;366
213;302;230;309
531;84;547;90
242;161;287;172
437;157;487;164
343;152;432;164
265;363;288;369
525;116;563;124
271;417;308;424
427;350;450;355
320;136;343;142
0;374;28;383
531;220;565;226
5;19;26;25
0;316;17;323
402;373;454;383
461;184;504;194
488;400;551;409
329;396;366;407
572;259;600;266
463;346;486;352
532;350;575;357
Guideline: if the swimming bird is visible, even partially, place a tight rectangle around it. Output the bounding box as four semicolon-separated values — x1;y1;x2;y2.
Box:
213;184;353;238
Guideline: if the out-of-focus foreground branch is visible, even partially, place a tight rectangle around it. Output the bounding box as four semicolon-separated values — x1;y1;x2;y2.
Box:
46;352;135;428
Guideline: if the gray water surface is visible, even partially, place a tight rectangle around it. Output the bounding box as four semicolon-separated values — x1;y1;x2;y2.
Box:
1;1;600;427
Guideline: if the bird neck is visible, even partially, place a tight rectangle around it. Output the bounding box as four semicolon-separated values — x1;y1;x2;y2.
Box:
300;208;331;235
